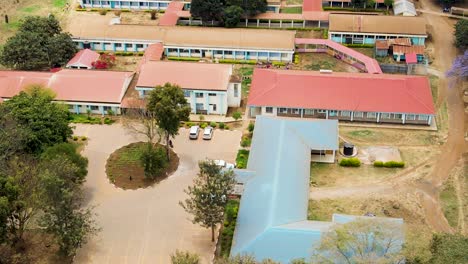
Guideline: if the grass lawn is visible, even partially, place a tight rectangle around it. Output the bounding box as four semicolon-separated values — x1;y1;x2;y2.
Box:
440;180;459;228
286;0;304;5
341;127;439;146
218;199;240;257
280;7;303;13
105;142;179;190
236;66;254;99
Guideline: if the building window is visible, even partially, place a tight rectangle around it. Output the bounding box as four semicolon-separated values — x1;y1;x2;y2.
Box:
394;114;402;119
195;93;204;98
291;108;300;114
418;115;429;121
278;108;287;114
90;105;99;111
125;43;133;48
210;104;217;111
208;93;217;97
340;111;351;117
115;43;122;48
406;114;416;120
68;104;74;109
304;109;314;115
234;84;239;97
381;113;391;119
317;109;326;113
195;103;204;110
354;111;363;118
183;90;190;97
136;44;144;48
329;110;337;116
265;107;273;113
367;112;377;118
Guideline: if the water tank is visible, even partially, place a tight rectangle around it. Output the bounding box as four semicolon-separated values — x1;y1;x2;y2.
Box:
343;143;354;156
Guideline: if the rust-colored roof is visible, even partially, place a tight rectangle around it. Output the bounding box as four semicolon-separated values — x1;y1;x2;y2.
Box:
393;45;424;55
137;61;232;91
158;1;184;26
248;69;435;115
302;11;330;21
389;38;412;46
66;49;100;68
303;0;323;12
329;14;427;35
0;69;135;104
375;40;389;50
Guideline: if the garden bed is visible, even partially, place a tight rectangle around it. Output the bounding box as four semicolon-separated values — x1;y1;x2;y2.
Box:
105;142;179;190
218;199;240;257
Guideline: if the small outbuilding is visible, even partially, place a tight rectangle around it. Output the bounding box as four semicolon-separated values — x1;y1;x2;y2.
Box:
66;49;100;69
393;0;417;16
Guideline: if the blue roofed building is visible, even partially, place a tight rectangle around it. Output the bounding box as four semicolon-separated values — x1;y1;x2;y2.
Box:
231;116;404;263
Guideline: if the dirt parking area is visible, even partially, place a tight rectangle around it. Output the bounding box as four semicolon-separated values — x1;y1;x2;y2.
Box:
73;124;241;264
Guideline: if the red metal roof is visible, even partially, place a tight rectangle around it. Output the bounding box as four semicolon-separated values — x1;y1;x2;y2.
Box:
405;53;417;64
295;38;382;74
137;61;232;91
0;70;135;104
66;49;100;68
158;2;185;26
303;0;323;12
247;69;435;115
393;45;424;55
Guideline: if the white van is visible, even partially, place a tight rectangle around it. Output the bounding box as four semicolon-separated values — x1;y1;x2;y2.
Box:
189;126;200;140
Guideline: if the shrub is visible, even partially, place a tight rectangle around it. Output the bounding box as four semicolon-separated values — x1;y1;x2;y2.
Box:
90;8;99;12
137;51;145;56
272;61;286;67
167;57;200;62
339;158;361;167
294;54;300;64
240;136;251;148
99;10;107;15
106;109;115;116
344;43;374;48
247;122;255;133
120;9;131;12
200;122;208;129
199;115;205;121
374;161;405;168
232;111;242;121
210;121;217;128
218;59;257;65
219;122;225;129
150;10;157;20
76;8;86;12
140;144;167;180
114;10;122;16
185;121;194;128
236;149;250;169
81;136;87;141
224;125;230;130
73;136;79;141
104;118;114;125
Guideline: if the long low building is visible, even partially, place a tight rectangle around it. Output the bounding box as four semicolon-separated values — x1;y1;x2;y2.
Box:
69;15;296;62
248;69;435;126
135;61;241;115
0;69;134;114
328;14;427;45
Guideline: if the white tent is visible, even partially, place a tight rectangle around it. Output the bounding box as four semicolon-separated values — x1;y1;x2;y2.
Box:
394;0;417;16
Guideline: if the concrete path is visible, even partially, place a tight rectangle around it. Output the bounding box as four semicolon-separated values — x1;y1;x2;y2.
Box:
417;9;468;20
73;124;242;264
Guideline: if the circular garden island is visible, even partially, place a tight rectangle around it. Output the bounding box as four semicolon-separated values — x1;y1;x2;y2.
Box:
106;142;179;190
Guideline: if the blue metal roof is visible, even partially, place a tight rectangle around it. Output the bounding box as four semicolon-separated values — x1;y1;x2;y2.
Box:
231;116;403;263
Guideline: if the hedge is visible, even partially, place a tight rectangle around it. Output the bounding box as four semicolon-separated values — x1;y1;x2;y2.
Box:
219;200;240;257
374;161;405;168
344;43;374;48
236;149;250;169
219;59;257;65
272;61;286;67
339;158;361;167
323;7;387;13
167;57;200;62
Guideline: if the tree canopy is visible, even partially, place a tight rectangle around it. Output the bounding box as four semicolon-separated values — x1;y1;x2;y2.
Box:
223;5;244;28
146;83;190;160
430;233;468;264
2;85;72;154
454;19;468;50
0;15;76;70
180;161;236;242
190;0;224;22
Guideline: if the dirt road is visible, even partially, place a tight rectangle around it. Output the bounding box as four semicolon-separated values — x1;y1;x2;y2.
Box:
312;0;467;232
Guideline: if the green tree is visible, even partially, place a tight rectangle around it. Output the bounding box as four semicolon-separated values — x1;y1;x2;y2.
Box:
223;6;243;28
0;174;19;244
226;0;267;16
2;85;72;154
39;157;98;258
180;161;236;242
147;83;190;160
140;144;167;179
171;250;200;264
314;218;404;263
0;106;28;170
454;20;468;50
0;15;76;70
190;0;224;23
384;0;393;11
215;255;282;264
41;143;88;180
430;233;468;263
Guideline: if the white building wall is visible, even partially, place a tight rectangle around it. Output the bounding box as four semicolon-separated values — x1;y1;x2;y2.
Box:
227;83;241;107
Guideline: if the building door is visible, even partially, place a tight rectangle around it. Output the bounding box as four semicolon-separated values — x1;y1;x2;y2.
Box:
83;42;91;49
110;1;115;8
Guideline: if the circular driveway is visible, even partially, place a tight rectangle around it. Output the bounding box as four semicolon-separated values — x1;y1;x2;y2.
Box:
73;124;241;264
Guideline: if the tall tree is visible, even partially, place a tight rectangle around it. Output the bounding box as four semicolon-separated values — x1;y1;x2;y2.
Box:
2;85;72;154
454;19;468;50
39;157;98;258
223;6;244;28
226;0;267;16
41;143;89;180
180;161;236;242
446;50;468;79
314;218;404;263
122;100;162;146
190;0;225;22
0;15;76;70
430;233;468;264
146;83;190;160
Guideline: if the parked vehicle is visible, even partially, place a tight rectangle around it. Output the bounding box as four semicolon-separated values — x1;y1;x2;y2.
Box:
189;126;200;140
203;126;214;140
443;7;450;13
213;159;235;169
